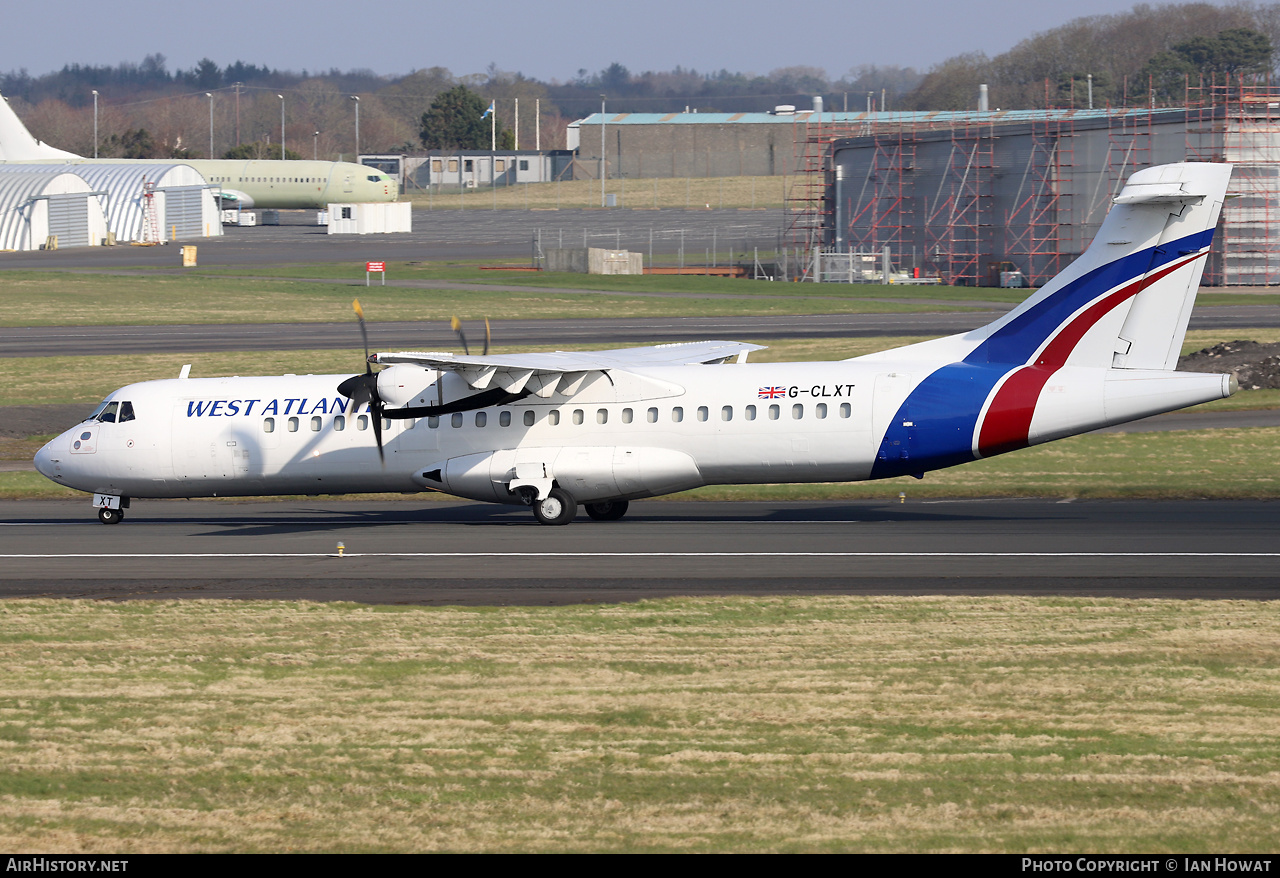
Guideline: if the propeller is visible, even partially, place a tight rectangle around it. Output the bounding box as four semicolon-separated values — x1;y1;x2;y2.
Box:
336;298;385;464
339;306;517;458
450;316;490;356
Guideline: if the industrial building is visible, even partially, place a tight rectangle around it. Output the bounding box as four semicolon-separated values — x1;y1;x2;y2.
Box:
360;151;576;191
800;86;1280;286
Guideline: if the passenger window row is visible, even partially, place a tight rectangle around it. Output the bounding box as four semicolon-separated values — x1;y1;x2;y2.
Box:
260;403;854;435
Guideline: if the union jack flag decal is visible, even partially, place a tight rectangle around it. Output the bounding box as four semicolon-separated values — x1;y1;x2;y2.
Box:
758;386;787;399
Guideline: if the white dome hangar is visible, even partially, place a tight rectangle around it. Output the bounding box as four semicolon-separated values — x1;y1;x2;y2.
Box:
0;161;221;246
0;168;108;251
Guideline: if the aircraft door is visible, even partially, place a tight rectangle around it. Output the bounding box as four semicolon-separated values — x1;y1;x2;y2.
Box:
172;401;235;481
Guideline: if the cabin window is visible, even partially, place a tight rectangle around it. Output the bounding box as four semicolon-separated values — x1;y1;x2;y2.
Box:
647;407;658;423
500;411;511;427
523;411;535;426
428;416;439;428
572;409;584;425
721;405;732;422
596;409;608;425
451;413;463;428
382;418;391;431
792;404;803;419
621;408;633;424
287;417;299;432
816;403;827;419
311;416;322;431
840;403;851;418
119;401;136;422
357;415;369;431
745;405;756;421
263;417;275;433
548;410;560;425
475;412;487;427
671;407;684;423
697;406;708;422
334;415;346;431
768;404;780;420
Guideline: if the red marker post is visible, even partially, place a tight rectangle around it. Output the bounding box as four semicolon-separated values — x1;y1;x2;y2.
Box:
365;261;386;286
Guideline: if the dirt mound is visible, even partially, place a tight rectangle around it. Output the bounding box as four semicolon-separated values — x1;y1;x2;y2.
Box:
1178;340;1280;390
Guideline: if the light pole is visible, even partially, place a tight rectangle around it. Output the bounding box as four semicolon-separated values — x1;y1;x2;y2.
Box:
277;94;285;159
313;130;319;161
600;94;606;208
350;96;360;157
206;92;213;158
92;90;98;158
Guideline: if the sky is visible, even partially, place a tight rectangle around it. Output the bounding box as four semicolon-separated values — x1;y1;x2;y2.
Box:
0;0;1246;83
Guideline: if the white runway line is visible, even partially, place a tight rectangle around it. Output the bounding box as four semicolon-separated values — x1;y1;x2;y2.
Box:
8;552;1280;559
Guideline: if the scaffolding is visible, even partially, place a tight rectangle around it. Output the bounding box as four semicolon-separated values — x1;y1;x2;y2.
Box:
1003;111;1073;286
799;79;1280;286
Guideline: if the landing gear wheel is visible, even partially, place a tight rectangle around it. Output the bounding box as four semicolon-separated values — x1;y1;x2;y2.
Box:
585;500;629;521
532;487;577;526
98;507;123;525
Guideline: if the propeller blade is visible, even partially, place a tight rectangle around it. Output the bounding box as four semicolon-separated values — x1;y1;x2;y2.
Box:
354;298;373;371
450;315;470;356
370;398;385;465
338;302;385;466
484;318;491;356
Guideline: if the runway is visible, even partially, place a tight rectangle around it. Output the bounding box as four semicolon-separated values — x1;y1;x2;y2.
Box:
4;498;1277;603
6;306;1280;358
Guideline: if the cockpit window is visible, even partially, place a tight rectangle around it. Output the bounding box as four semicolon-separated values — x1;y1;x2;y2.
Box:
119;401;136;423
95;402;118;423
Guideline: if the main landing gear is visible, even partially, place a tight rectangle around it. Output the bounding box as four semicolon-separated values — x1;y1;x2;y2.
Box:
532;487;577;526
585;500;629;521
523;487;631;526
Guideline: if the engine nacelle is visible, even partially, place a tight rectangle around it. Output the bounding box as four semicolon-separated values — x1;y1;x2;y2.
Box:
376;364;446;408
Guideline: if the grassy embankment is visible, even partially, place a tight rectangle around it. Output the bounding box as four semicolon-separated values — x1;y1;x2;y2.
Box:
0;596;1276;852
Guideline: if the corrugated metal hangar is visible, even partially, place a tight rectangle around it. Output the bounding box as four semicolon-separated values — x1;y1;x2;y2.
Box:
0;169;108;250
0;162;221;250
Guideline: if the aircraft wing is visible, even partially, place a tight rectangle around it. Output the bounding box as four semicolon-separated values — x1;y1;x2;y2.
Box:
371;340;765;398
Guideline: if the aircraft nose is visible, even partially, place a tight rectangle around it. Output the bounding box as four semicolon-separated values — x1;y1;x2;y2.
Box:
33;438;56;478
33;433;70;482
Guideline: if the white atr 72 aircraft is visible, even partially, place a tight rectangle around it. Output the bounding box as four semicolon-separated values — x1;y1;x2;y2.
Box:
36;162;1236;525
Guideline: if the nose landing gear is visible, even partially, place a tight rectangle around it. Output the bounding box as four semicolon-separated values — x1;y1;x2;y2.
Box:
98;507;123;525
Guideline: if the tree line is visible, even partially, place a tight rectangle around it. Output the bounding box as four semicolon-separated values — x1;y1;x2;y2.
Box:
6;3;1280;160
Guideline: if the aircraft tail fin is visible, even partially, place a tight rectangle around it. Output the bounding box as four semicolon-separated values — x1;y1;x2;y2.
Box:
974;162;1230;372
0;92;82;161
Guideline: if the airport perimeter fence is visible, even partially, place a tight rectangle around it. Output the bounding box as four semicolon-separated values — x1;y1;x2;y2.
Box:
530;225;807;279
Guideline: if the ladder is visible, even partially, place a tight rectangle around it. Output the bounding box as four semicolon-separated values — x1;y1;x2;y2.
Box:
142;181;161;244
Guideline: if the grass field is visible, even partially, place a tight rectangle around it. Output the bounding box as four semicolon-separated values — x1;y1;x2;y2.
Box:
0;596;1276;853
0;269;991;328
